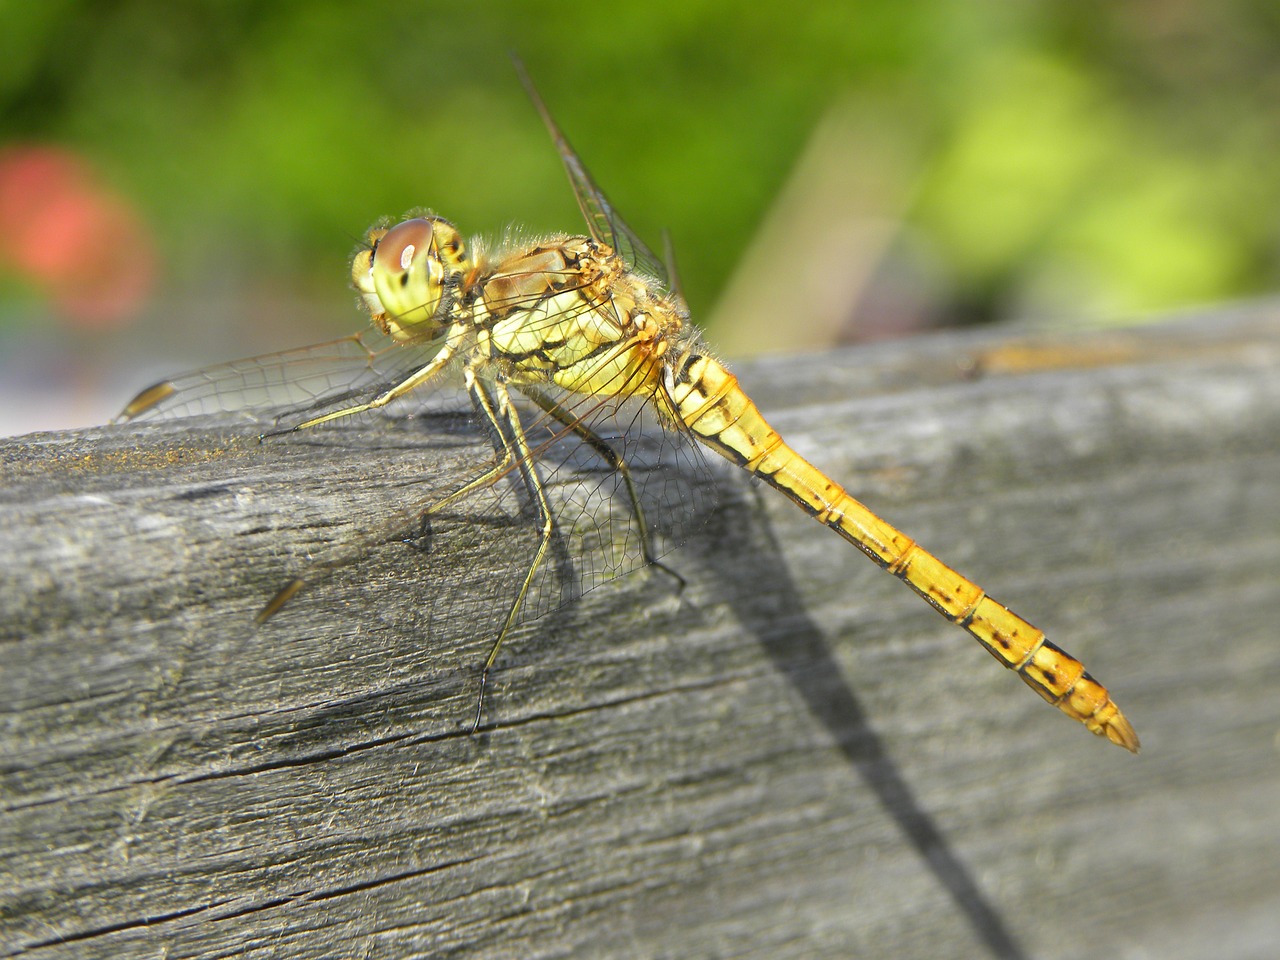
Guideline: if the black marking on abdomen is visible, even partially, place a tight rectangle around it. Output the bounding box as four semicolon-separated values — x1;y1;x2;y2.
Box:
675;352;702;385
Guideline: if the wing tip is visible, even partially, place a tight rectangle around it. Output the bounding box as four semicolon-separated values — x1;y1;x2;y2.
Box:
113;380;177;423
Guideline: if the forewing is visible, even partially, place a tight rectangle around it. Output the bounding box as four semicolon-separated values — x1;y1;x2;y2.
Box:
112;331;456;430
222;337;723;670
515;60;671;290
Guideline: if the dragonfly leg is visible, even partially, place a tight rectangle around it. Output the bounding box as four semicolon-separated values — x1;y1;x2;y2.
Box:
518;384;685;592
399;448;518;548
467;371;558;733
261;339;458;437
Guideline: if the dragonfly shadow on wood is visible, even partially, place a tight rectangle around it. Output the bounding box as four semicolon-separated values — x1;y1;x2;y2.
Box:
695;482;1030;960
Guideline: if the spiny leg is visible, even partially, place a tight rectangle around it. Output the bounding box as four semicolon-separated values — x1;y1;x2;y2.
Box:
519;384;685;592
469;371;559;733
404;456;513;547
260;339;457;438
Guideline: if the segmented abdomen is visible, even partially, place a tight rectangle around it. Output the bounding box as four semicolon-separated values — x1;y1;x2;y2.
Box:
666;350;1138;751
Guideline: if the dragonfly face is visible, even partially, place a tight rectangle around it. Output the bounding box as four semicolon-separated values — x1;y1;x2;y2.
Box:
352;216;471;342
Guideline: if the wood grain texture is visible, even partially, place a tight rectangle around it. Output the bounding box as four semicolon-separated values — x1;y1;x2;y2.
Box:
2;308;1278;959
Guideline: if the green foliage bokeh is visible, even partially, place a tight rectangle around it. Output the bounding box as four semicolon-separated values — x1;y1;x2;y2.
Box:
2;0;1278;344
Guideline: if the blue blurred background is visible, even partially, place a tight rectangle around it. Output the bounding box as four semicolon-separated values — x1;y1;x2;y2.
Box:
2;2;1278;434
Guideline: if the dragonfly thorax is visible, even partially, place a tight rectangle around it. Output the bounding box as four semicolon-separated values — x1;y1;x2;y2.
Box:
470;236;686;406
352;216;470;343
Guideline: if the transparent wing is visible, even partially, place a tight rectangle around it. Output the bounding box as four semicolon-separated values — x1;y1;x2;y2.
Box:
515;59;671;291
247;345;722;648
233;367;723;716
113;319;721;687
112;330;454;429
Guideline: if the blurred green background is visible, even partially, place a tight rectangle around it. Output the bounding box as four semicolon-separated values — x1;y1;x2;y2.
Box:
1;1;1278;433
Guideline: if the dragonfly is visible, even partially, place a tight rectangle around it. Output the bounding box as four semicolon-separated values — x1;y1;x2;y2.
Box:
116;67;1138;752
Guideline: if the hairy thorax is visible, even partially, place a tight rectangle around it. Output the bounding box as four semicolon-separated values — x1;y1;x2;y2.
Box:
473;237;686;399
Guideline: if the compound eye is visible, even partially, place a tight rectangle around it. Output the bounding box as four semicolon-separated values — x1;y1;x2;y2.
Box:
373;218;435;277
369;218;447;339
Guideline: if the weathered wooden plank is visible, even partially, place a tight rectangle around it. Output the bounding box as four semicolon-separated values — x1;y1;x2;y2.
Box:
2;308;1278;959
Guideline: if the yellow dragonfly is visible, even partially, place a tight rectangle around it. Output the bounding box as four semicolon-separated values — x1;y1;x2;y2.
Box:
116;68;1138;752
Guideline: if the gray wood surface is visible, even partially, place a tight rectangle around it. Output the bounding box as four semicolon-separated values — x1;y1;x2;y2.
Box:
2;308;1278;959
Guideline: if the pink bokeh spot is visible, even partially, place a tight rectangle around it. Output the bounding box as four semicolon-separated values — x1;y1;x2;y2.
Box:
0;146;157;330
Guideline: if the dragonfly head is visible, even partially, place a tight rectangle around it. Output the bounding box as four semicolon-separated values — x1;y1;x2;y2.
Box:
352;216;470;341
